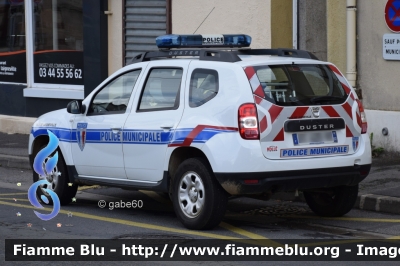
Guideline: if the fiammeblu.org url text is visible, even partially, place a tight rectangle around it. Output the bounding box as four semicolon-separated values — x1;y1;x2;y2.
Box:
122;244;340;258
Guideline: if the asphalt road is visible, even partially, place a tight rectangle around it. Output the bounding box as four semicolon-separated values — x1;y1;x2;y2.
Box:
1;166;400;265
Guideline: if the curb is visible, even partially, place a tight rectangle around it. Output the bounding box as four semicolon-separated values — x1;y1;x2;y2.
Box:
355;194;400;215
0;115;36;135
0;154;31;170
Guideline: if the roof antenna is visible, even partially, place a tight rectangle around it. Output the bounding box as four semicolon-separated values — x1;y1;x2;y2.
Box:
193;7;215;34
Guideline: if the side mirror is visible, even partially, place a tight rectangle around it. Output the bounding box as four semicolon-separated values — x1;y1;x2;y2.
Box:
67;100;86;114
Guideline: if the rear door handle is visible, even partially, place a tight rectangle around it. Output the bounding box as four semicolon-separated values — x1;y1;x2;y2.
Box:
160;125;173;131
111;127;122;134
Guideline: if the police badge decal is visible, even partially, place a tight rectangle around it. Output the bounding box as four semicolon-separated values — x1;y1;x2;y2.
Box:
352;137;359;152
76;123;88;151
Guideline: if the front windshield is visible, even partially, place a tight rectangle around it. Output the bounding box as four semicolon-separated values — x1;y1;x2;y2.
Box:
253;64;348;106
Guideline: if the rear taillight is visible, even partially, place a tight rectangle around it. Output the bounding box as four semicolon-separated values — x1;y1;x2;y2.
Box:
356;99;368;134
238;103;259;140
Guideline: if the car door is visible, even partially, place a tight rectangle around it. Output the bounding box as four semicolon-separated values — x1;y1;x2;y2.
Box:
71;69;142;178
123;61;189;182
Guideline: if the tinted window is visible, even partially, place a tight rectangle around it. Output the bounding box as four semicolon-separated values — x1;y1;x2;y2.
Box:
88;70;141;115
254;64;347;106
189;69;219;107
138;68;182;111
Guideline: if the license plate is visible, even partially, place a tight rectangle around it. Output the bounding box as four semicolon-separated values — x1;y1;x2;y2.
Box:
292;131;338;146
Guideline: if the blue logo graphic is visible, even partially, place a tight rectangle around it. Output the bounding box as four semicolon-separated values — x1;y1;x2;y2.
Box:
28;130;61;221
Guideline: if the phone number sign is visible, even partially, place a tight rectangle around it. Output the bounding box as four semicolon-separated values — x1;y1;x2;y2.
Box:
34;51;84;85
38;63;82;79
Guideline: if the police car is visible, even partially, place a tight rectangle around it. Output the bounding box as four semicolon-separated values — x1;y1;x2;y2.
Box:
29;34;372;230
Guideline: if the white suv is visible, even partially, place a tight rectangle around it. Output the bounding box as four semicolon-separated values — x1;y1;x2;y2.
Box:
29;34;372;230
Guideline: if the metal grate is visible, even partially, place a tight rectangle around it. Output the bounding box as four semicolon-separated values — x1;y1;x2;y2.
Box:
124;0;167;65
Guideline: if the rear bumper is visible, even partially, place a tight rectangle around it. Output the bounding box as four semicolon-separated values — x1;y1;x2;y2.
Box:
215;164;371;195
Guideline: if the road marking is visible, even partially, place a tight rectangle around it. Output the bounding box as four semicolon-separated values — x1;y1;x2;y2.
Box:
138;191;276;244
219;221;279;246
78;185;101;191
0;196;275;243
0;198;29;202
139;190;171;205
0;193;27;196
0;154;29;160
297;239;375;247
228;211;400;223
0;200;242;240
285;215;400;223
2;199;399;247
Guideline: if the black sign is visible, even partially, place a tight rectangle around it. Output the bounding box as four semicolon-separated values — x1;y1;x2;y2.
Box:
0;51;27;83
5;239;400;261
284;118;345;132
34;51;84;85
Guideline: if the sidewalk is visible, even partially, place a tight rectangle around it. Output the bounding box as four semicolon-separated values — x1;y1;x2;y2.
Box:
0;115;36;135
1;131;400;216
0;132;30;169
355;155;400;214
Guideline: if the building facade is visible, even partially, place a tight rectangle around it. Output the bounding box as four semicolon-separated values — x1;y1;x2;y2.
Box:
0;0;290;118
300;0;400;152
2;0;399;152
0;0;108;117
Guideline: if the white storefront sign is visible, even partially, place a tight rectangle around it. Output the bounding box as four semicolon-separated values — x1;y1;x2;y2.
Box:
383;34;400;60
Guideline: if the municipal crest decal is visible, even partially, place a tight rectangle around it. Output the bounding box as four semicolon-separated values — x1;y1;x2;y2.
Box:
76;123;88;151
352;137;359;152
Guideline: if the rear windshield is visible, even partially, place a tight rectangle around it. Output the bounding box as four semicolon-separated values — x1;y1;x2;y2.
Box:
253;64;348;106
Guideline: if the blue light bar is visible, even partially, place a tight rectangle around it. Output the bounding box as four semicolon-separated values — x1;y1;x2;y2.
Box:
156;34;252;49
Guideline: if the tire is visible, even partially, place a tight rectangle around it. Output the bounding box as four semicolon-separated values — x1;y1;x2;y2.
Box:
303;184;359;217
172;158;227;230
33;147;78;205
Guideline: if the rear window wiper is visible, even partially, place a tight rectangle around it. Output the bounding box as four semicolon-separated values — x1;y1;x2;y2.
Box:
310;96;346;104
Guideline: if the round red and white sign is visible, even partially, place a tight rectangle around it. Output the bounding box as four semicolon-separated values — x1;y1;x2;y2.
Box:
385;0;400;33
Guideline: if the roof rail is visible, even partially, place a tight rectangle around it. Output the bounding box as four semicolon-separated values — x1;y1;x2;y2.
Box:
128;48;319;65
128;49;241;65
236;48;319;60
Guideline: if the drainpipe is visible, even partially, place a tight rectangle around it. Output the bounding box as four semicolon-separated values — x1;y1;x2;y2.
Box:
292;0;298;49
52;0;58;50
347;0;357;88
25;0;34;88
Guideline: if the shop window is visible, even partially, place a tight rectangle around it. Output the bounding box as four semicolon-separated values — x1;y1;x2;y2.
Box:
0;0;84;94
33;0;83;85
0;0;27;83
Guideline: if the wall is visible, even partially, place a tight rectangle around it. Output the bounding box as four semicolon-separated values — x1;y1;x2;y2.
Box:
271;0;292;49
0;85;26;116
298;0;327;61
107;0;123;76
82;0;108;97
172;0;272;49
358;1;400;152
357;0;400;112
327;0;347;73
